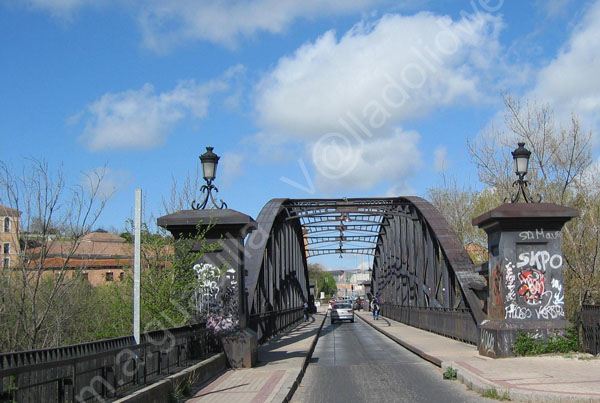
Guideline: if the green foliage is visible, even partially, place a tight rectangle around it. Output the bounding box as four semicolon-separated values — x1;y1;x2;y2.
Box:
481;388;511;400
96;221;217;334
169;368;204;402
443;366;457;380
513;329;579;356
308;263;337;298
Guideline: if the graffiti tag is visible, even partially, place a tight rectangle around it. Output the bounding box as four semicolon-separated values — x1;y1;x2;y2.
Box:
517;251;563;272
518;269;545;305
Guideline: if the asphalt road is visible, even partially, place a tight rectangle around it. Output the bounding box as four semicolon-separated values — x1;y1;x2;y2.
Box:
290;313;490;403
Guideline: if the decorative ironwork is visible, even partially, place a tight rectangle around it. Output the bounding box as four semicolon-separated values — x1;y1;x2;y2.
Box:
191;179;228;210
506;174;542;203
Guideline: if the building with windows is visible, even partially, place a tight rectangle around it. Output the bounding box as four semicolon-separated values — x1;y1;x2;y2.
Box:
0;204;21;268
29;229;134;286
0;203;167;286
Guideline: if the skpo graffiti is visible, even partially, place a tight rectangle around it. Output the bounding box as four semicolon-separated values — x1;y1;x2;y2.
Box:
517;251;563;272
517;269;545;305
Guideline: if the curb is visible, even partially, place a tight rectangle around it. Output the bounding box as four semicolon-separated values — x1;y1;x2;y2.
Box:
281;312;327;403
444;360;600;402
355;313;441;367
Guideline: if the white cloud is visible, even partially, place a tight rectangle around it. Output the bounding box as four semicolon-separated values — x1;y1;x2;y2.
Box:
255;11;503;139
312;128;422;191
532;0;600;132
433;146;448;172
13;0;405;49
77;67;244;151
136;0;390;51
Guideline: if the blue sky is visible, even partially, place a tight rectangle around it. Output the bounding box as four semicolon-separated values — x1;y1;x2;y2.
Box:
2;0;600;270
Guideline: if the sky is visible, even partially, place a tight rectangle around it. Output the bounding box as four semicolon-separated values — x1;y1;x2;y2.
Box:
2;0;600;270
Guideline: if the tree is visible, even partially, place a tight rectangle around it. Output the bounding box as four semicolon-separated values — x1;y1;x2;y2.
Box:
161;167;203;215
0;159;110;351
308;262;337;298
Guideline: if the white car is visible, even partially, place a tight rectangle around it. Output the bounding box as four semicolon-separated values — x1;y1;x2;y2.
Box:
330;302;354;324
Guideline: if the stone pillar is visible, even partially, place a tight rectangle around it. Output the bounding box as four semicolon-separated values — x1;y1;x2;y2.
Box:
157;209;258;368
472;203;577;357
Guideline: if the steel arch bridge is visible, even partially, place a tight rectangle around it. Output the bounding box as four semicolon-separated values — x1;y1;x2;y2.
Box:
244;197;486;343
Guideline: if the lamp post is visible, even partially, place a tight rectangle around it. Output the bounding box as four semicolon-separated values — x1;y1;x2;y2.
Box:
192;147;228;210
506;142;541;203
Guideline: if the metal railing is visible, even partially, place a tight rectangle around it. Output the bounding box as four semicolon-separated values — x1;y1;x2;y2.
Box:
0;323;220;402
381;303;479;345
249;307;304;343
579;304;600;355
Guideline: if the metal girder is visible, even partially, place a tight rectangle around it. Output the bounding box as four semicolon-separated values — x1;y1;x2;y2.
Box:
305;235;378;245
303;224;381;234
245;196;486;344
307;247;375;257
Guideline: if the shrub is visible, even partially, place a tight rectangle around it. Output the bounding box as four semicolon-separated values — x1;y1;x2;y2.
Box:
443;366;457;380
513;328;578;356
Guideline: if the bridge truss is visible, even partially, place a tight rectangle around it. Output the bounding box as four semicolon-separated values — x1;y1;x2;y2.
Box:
245;197;486;343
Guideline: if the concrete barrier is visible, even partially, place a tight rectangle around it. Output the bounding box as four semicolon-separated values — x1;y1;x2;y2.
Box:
114;353;227;403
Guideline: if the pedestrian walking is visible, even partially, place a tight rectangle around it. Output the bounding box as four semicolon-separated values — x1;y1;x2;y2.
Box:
371;298;380;320
303;301;309;321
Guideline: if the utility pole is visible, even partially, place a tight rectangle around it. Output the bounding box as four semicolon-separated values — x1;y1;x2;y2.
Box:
133;189;141;345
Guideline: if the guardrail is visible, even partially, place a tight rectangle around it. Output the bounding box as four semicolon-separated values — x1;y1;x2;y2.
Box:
249;307;304;343
380;303;479;345
0;323;220;402
580;304;600;355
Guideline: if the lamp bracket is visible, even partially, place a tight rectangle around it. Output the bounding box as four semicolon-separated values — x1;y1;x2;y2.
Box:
191;180;228;210
505;175;542;204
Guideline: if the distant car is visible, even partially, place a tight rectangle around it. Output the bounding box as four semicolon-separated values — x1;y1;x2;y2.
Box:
330;302;354;324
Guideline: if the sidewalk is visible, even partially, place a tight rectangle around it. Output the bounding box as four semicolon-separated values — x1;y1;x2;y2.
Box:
186;310;326;403
356;310;600;402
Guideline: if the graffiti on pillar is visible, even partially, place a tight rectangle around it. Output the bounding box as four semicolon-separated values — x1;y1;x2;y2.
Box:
536;278;565;319
480;329;495;354
504;259;532;319
194;263;240;334
518;229;561;241
489;262;505;318
503;245;565;321
516;250;563;272
491;263;503;306
517;269;545;305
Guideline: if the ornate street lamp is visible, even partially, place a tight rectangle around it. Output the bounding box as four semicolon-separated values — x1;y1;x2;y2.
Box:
191;147;228;210
506;142;541;203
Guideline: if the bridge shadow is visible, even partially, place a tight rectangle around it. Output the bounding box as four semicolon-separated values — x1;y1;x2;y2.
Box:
253;314;325;366
194;383;249;397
